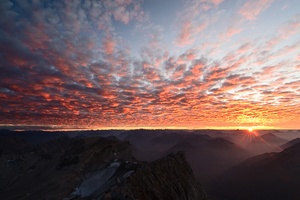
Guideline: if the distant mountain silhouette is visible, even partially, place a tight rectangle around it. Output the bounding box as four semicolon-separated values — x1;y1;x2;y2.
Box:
0;129;66;144
260;133;287;144
253;133;287;144
245;132;288;155
181;137;250;183
123;131;251;183
280;138;300;149
210;142;300;200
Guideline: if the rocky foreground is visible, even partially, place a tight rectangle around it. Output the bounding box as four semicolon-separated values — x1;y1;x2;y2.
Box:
0;135;208;200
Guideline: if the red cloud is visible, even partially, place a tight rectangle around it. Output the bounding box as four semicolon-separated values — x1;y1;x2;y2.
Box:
102;34;116;55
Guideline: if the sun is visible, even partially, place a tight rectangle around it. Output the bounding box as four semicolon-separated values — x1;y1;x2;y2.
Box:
247;127;253;132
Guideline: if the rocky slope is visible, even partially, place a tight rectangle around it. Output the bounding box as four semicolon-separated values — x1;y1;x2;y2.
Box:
0;134;208;200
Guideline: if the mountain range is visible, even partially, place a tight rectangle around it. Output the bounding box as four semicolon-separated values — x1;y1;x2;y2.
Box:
0;132;208;200
1;129;300;199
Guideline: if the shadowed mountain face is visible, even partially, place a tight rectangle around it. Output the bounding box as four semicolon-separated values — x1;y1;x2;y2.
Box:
209;142;300;200
0;134;208;200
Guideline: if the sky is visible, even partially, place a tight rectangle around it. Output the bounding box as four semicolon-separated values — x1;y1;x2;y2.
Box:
0;0;299;130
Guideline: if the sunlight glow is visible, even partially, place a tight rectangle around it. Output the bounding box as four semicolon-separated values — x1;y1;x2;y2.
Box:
247;127;253;132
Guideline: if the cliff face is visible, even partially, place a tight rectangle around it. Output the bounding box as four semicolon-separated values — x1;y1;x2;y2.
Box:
0;135;208;200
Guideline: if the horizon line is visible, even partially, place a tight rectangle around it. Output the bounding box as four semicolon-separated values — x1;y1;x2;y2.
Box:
1;124;299;131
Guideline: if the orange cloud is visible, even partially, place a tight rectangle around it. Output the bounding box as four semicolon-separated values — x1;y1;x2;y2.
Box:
0;0;299;129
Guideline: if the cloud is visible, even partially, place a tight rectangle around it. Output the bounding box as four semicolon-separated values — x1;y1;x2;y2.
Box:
113;6;130;24
176;19;209;47
102;34;117;55
219;26;243;41
176;21;195;46
239;0;274;21
210;0;223;6
175;1;210;47
200;0;224;7
261;65;279;75
0;0;299;128
265;14;300;50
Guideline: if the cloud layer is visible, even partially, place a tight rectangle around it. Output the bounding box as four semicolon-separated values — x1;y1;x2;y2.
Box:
0;0;299;129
